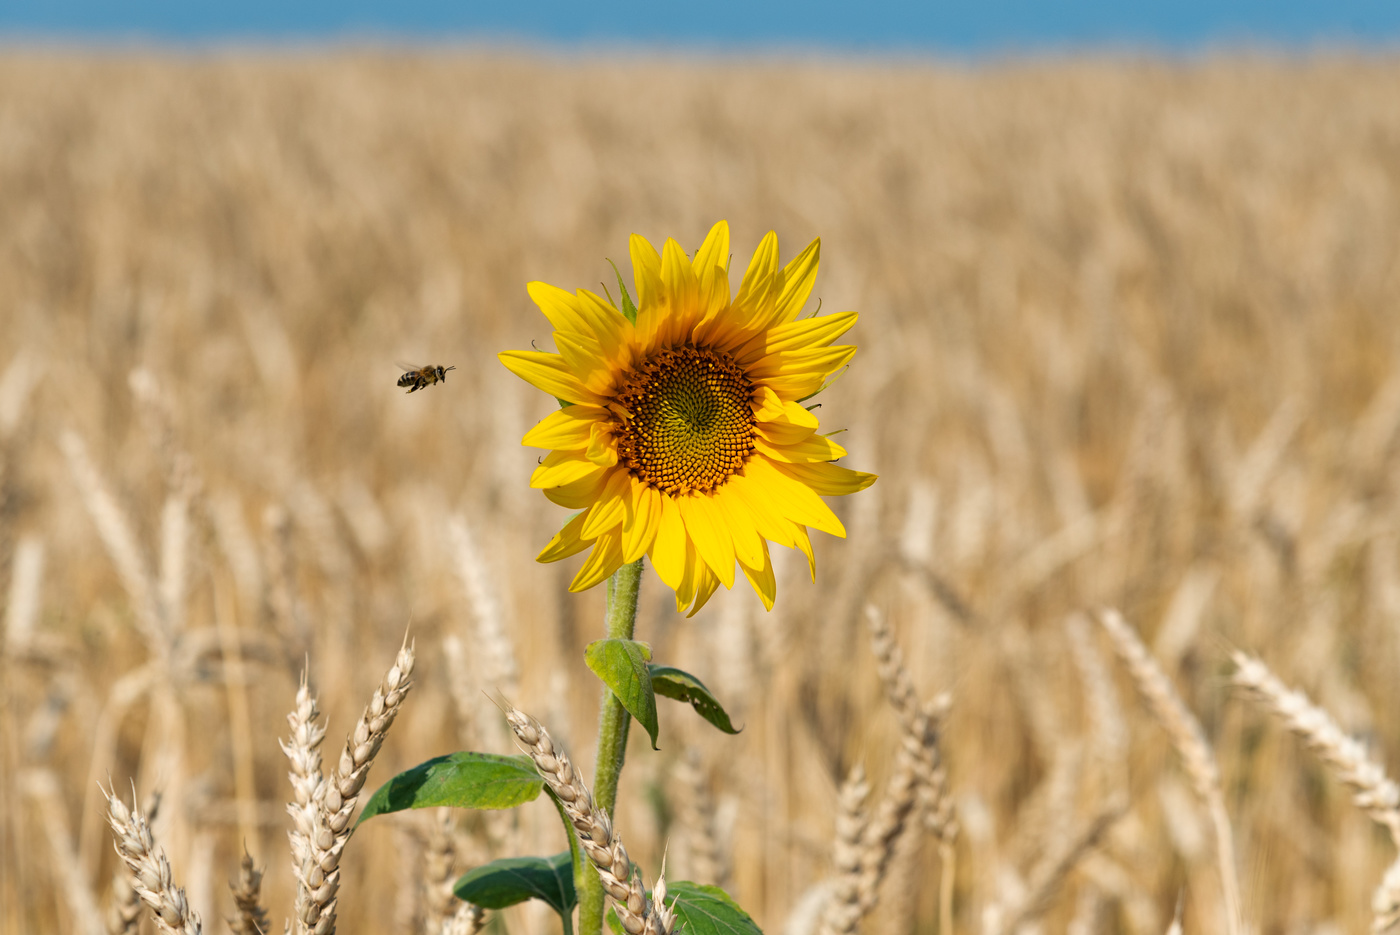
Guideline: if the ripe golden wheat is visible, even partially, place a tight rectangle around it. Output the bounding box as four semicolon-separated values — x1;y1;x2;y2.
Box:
3;50;1400;934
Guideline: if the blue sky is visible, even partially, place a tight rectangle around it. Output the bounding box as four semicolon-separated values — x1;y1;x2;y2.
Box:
3;1;1399;53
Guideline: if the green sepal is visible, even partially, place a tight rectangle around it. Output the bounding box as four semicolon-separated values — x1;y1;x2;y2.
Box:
796;364;849;403
356;752;543;826
606;259;639;325
555;396;573;409
649;665;741;735
585;638;659;749
453;851;576;917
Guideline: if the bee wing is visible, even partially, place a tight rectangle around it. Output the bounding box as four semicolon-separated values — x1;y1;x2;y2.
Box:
395;360;426;373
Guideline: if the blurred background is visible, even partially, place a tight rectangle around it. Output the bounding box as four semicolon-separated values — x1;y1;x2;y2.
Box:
4;4;1400;935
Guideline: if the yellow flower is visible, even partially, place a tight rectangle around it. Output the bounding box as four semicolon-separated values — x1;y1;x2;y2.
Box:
500;221;876;615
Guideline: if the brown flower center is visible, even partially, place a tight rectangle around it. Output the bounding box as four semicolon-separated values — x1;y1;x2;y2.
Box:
612;345;756;495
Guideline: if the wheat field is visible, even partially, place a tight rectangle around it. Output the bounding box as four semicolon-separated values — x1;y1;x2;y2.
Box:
4;49;1400;934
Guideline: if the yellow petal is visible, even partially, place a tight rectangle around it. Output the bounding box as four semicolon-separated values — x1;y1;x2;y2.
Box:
755;433;848;464
527;281;593;336
691;220;731;278
692;221;733;338
649;494;688;591
778;461;879;496
673;536;701;611
715;483;765;569
725;469;801;550
771;237;820;324
586;422;619;468
738;541;776;611
686;565;722;617
531;450;604;489
574;288;632;356
747;345;857;382
622;480;663;564
537;511;594;563
736;311;859;364
793;524;816;581
570;534;625;592
745;457;847;538
522;405;607;450
750;384;786;422
541;465;611;509
581;469;631;539
734;231;780;320
755;410;819;446
499;350;601;406
630;234;664;312
660;237;700;341
677;493;736;589
554;331;617;396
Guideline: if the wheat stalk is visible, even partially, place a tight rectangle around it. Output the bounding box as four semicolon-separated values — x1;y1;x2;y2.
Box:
104;785;201;935
21;768;104;935
1098;608;1242;935
59;430;162;646
502;704;674;935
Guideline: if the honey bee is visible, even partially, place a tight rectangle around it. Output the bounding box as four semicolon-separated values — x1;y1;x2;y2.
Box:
396;363;457;393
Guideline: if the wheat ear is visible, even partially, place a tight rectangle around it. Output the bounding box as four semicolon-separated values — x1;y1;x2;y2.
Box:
865;607;957;843
228;849;270;935
1230;650;1400;933
104;786;201;935
999;804;1122;934
857;740;919;914
502;705;673;935
1374;857;1400;935
1231;650;1400;842
284;641;416;935
818;763;870;935
440;903;486;935
1097;609;1242;935
674;749;725;888
106;791;161;935
422;811;459;934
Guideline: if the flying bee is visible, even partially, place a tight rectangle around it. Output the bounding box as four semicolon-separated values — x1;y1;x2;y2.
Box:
396;363;457;393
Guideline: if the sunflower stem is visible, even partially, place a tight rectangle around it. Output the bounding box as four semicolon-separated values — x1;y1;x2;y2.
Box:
579;558;643;935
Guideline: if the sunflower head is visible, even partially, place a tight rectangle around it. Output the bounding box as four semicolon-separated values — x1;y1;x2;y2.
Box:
500;221;876;616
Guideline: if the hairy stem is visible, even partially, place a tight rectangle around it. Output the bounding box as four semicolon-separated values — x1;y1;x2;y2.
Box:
579;559;644;935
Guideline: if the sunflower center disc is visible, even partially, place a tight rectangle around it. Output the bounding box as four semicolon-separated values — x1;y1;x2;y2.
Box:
613;345;756;495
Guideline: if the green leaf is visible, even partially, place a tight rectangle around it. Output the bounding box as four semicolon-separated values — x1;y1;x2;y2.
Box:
665;882;764;934
649;665;741;735
605;906;625;935
453;852;576;916
606;259;639;325
585;638;659;749
356;752;543;825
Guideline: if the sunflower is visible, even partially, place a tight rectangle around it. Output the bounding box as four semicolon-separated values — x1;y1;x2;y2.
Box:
500;221;876;615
